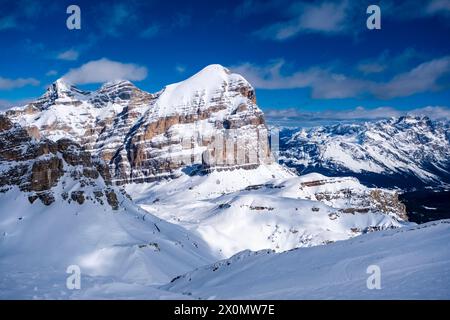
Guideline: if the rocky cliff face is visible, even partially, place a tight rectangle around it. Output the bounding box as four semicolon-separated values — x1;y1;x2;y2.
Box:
0;115;120;208
7;65;272;184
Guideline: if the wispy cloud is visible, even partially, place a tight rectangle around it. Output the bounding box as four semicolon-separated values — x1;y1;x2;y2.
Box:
0;97;35;110
0;16;16;31
57;49;79;61
249;0;450;41
0;76;39;90
357;62;386;75
175;64;186;74
99;3;137;37
140;23;161;38
62;58;148;85
0;0;57;32
426;0;450;15
374;56;450;99
172;12;191;29
46;70;58;76
140;12;191;39
356;48;422;75
266;105;450;122
231;59;372;99
234;0;284;18
253;0;354;40
231;55;450;99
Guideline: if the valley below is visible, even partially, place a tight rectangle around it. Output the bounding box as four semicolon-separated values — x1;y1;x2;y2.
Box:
400;188;450;223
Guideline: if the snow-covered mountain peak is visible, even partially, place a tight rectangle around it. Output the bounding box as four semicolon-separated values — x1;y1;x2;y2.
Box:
53;78;72;91
97;80;140;95
45;78;87;98
91;79;152;107
153;63;255;116
193;63;232;79
101;79;135;87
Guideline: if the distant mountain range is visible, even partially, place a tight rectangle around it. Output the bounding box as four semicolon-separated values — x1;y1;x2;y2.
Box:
279;116;450;189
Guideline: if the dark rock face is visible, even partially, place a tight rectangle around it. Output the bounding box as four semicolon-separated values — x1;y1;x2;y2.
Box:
70;191;85;205
105;189;119;210
30;158;63;192
0;115;120;208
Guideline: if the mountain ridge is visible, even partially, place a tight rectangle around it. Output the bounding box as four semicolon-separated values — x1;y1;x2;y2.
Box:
4;64;271;184
279;115;450;189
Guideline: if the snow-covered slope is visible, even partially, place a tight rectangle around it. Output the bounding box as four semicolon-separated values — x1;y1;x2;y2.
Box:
0;117;217;299
164;220;450;299
0;184;216;299
280;116;450;188
127;164;408;257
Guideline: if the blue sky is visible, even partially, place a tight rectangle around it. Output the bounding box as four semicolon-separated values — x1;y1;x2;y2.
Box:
0;0;449;120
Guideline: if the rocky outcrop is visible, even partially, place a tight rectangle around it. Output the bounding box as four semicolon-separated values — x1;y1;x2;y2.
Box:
295;174;407;221
0;115;120;208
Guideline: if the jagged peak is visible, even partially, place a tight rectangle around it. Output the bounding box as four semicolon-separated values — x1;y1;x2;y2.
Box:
55;78;71;89
392;115;431;125
99;79;136;90
44;78;88;98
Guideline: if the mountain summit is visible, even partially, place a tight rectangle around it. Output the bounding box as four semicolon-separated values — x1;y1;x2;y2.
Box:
5;64;269;184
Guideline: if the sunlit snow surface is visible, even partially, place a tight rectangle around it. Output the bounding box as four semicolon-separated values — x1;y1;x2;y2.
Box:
0;164;448;299
126;164;408;257
164;220;450;300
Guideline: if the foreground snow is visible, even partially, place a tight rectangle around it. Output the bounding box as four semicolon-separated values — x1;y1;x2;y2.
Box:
164;220;450;299
0;185;217;299
127;164;408;257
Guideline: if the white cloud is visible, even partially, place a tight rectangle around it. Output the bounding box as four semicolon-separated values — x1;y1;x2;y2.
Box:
231;59;371;99
265;106;400;121
265;106;450;122
62;58;148;85
57;49;79;61
231;55;450;99
407;106;450;119
374;56;450;99
0;76;39;90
